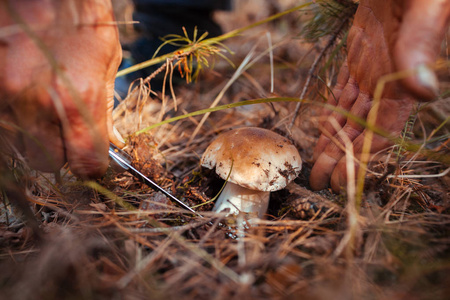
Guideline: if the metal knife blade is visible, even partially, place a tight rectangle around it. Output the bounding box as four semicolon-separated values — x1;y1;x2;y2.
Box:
109;143;202;217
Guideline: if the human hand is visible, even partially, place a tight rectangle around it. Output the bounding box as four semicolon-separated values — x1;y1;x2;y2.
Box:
310;0;450;192
0;0;123;178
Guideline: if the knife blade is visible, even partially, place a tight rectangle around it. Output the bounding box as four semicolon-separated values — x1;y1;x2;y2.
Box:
109;143;202;217
109;143;237;239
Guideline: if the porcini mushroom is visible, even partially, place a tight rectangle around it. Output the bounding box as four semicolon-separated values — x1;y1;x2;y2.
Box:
201;127;302;218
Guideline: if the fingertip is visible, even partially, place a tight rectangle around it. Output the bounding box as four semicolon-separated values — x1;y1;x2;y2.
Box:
68;141;109;179
330;170;341;194
309;153;337;191
415;64;439;98
63;112;110;179
309;173;328;191
397;62;439;101
109;124;125;149
330;160;348;194
394;0;449;101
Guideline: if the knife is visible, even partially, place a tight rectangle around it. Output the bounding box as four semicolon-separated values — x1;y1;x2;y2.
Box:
108;143;202;217
109;143;237;238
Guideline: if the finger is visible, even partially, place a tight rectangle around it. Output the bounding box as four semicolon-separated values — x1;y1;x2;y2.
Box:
310;92;371;190
51;58;110;178
105;39;124;149
313;76;360;161
394;0;450;100
310;124;360;191
330;156;352;194
328;61;350;107
61;0;120;178
311;125;351;191
329;97;414;192
106;80;125;148
315;61;350;139
330;135;392;193
321;77;361;136
61;88;110;179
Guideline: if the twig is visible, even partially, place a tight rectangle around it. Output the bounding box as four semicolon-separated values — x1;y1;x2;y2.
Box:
122;219;211;233
376;166;450;179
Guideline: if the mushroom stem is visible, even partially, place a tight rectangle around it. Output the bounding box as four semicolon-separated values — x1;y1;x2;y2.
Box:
213;182;270;218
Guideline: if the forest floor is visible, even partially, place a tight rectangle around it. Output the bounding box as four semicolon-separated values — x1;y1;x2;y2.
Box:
1;1;449;299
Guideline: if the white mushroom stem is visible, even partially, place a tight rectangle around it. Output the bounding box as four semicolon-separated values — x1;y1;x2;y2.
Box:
213;182;270;218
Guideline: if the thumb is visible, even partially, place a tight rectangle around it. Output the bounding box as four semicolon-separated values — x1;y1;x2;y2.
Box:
106;80;125;149
394;0;450;101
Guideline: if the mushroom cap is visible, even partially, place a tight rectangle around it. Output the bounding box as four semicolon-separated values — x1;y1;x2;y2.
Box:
201;127;302;192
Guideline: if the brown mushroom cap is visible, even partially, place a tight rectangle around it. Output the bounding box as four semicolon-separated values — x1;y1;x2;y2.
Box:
201;127;302;192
